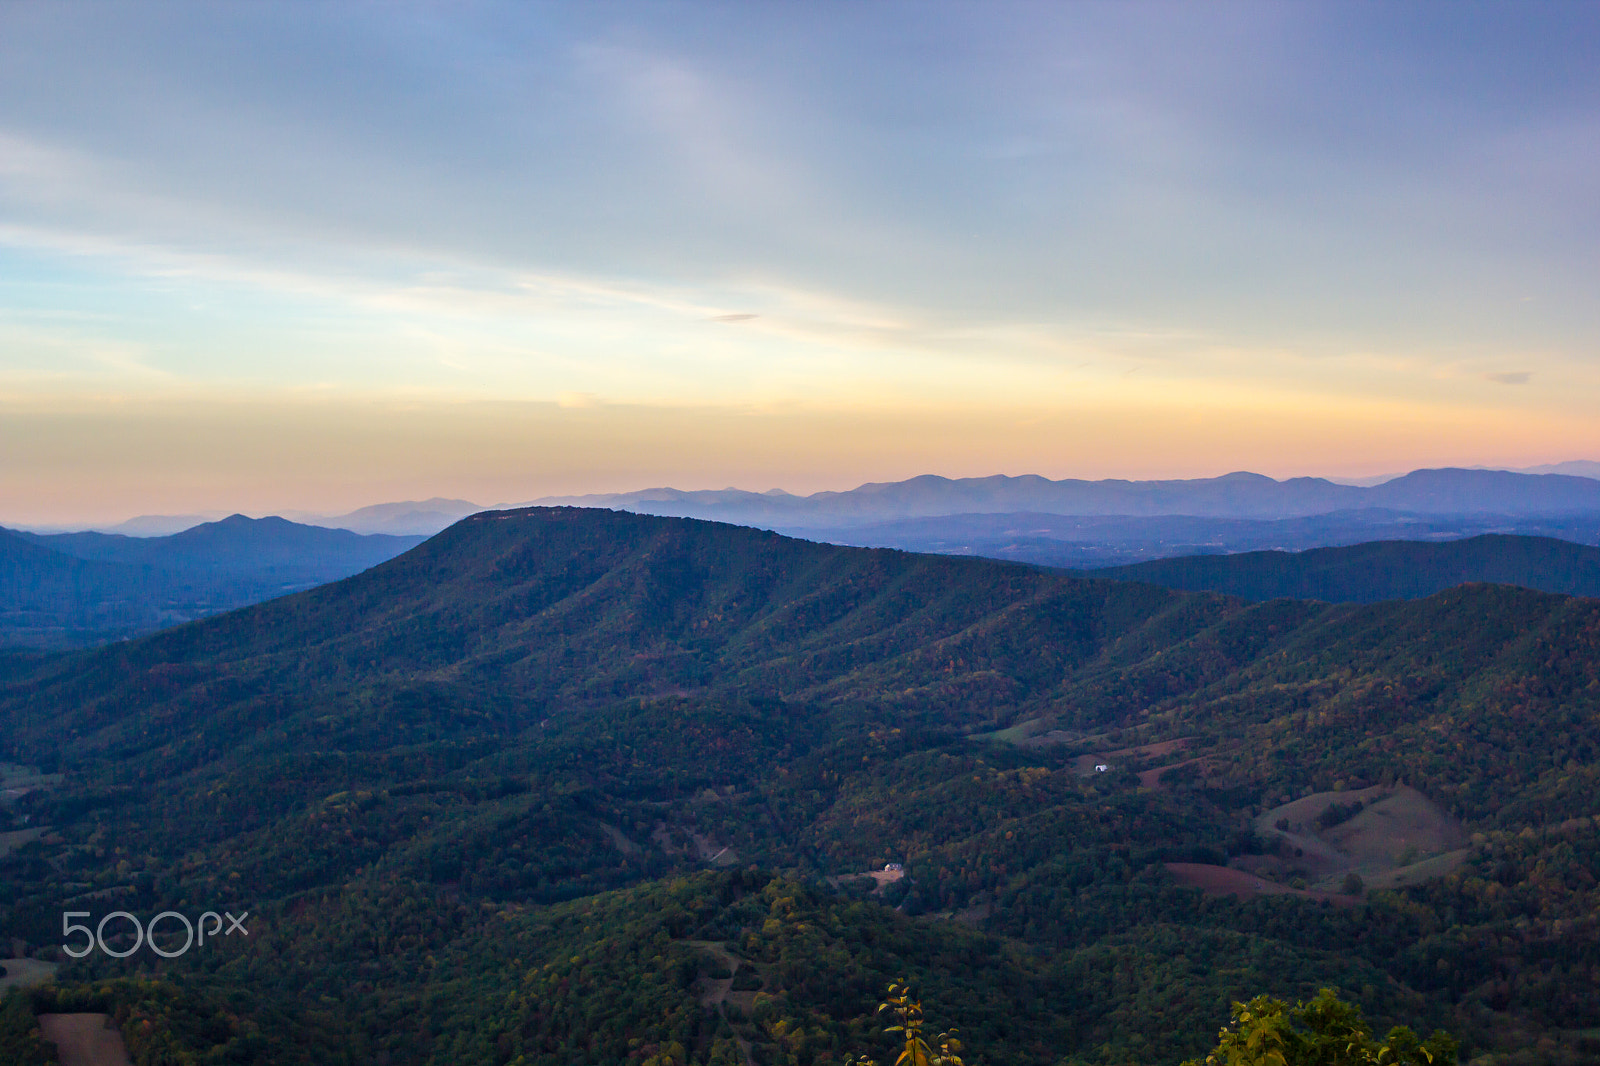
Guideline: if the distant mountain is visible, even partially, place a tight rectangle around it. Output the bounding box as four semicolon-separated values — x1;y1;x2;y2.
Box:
1;516;427;648
309;498;484;535
1083;533;1600;603
43;466;1600;541
26;514;425;575
1361;467;1600;513
1511;459;1600;479
97;512;229;535
529;467;1600;530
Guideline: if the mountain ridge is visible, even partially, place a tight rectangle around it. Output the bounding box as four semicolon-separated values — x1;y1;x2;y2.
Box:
3;507;1600;1062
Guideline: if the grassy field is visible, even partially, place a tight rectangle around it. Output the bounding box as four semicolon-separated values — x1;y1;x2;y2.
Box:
1248;785;1471;891
0;827;42;859
0;957;58;992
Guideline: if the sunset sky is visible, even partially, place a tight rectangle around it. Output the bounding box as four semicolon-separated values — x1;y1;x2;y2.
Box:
2;1;1598;524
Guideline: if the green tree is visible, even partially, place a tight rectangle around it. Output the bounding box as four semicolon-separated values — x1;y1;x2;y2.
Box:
1184;989;1456;1066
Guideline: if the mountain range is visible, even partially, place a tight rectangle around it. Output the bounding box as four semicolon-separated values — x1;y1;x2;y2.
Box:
1;508;1599;1063
46;465;1600;539
528;467;1600;529
10;469;1600;649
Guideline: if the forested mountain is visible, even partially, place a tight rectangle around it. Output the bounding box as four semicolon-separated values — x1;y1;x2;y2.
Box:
0;517;425;648
22;514;424;574
1082;534;1600;602
304;497;484;535
0;527;167;645
1;508;1598;1064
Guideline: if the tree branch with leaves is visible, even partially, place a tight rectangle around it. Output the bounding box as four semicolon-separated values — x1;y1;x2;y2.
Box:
844;982;965;1066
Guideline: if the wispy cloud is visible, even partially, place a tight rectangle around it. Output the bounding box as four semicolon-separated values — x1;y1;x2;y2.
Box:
2;2;1599;519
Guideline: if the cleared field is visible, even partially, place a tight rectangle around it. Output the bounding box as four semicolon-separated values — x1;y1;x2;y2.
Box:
1324;788;1468;869
1255;784;1393;834
0;826;43;858
0;762;64;792
688;942;759;1066
1073;736;1193;775
0;956;58;991
1136;754;1229;789
826;868;905;896
1249;785;1470;891
38;1013;132;1066
1165;863;1357;906
1363;847;1472;889
978;718;1102;747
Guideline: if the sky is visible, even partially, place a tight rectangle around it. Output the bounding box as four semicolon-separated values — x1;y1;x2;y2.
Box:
2;1;1598;524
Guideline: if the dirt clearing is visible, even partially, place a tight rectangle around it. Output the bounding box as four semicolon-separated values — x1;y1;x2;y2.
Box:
828;868;905;894
39;1014;132;1066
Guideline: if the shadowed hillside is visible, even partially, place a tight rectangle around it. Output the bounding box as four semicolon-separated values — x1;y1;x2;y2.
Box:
1085;534;1600;602
25;514;424;574
0;517;425;648
0;528;195;645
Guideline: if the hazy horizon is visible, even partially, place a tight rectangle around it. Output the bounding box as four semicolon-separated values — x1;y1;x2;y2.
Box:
10;458;1600;532
4;2;1598;524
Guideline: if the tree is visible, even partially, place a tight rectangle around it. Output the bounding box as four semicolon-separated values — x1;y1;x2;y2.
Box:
1183;989;1456;1066
845;982;965;1066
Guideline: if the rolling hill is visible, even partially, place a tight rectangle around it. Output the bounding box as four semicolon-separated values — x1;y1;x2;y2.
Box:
1;508;1598;1064
1084;534;1600;602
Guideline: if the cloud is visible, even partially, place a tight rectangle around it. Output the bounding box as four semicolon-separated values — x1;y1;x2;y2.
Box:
1486;371;1532;385
710;313;758;323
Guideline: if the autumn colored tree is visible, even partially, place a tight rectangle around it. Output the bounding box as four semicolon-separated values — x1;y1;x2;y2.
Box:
845;982;965;1066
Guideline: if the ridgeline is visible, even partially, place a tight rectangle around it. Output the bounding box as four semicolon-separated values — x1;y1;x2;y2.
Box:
0;508;1596;1064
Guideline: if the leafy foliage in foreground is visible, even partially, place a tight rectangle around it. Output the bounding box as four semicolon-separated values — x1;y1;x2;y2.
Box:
1183;989;1456;1066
